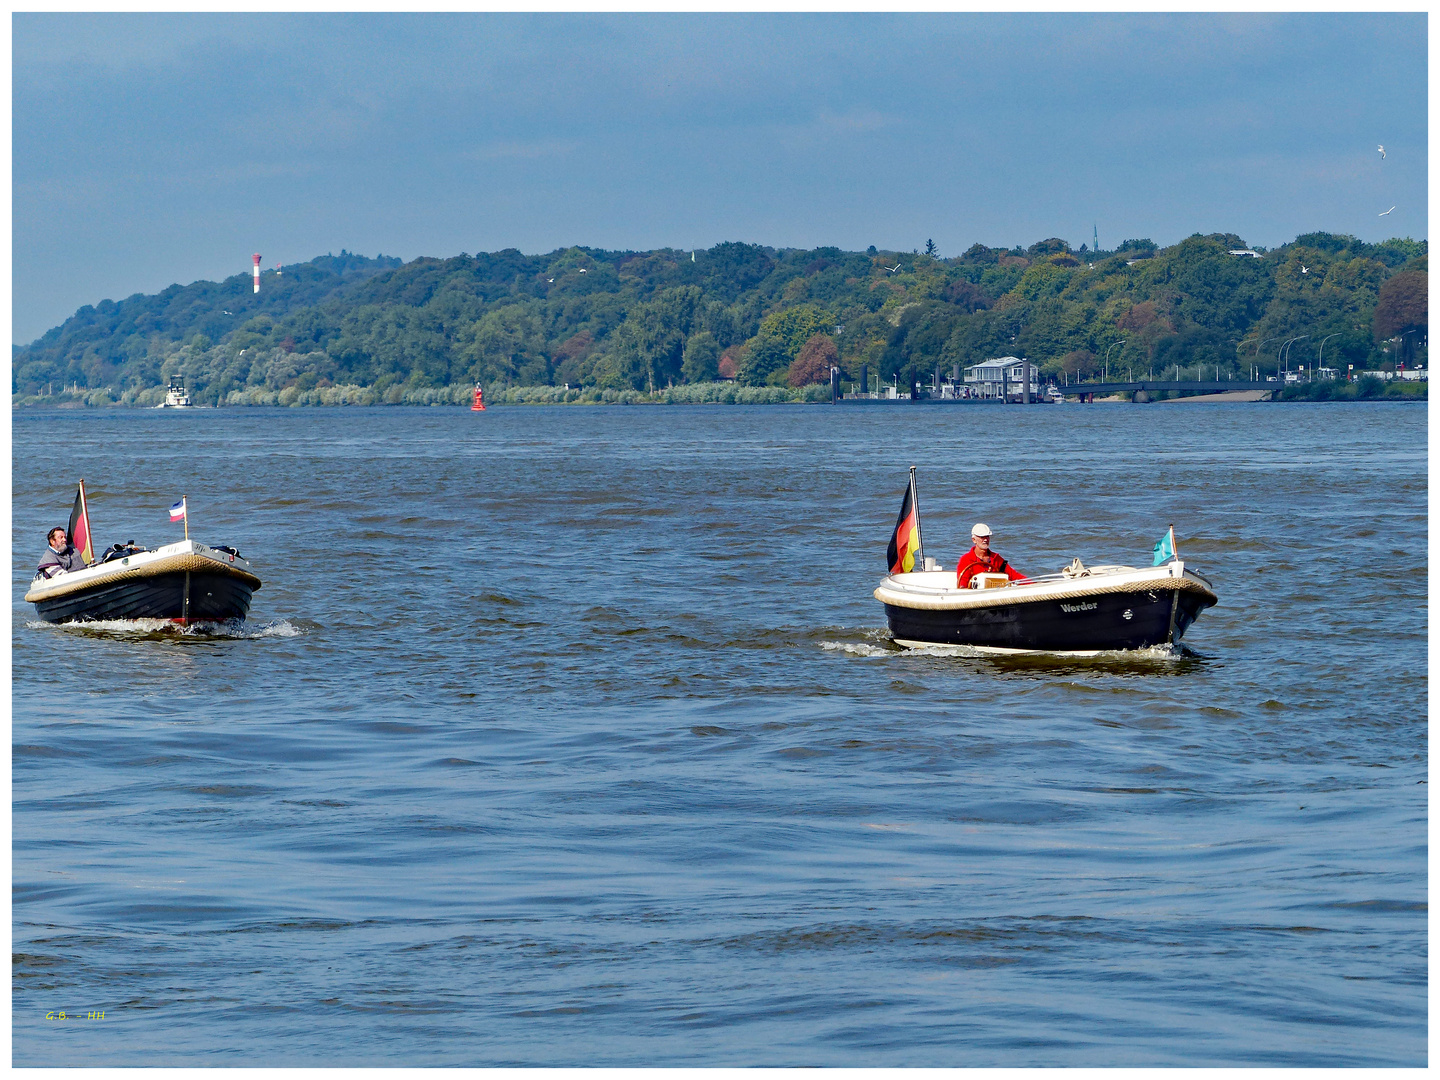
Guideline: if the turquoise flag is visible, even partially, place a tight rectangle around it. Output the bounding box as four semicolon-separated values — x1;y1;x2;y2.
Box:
1152;527;1176;566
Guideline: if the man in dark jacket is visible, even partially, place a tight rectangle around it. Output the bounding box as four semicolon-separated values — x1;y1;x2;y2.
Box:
955;522;1028;589
36;527;87;579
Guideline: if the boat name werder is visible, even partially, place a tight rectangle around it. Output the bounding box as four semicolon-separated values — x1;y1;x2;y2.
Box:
1060;602;1099;613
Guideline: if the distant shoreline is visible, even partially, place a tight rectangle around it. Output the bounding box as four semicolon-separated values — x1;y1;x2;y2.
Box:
13;387;1425;409
14;235;1428;415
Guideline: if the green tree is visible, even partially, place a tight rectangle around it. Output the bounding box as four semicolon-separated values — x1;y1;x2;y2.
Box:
1050;349;1096;379
1152;328;1237;376
738;304;830;385
592;286;701;389
681;331;720;382
460;304;549;385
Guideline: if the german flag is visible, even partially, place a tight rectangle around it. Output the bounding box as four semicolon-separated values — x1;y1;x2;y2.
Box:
68;480;94;566
886;472;922;574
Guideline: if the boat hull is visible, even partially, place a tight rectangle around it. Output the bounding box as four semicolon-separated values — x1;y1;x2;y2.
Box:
31;570;255;624
875;562;1217;654
884;586;1209;652
25;540;261;625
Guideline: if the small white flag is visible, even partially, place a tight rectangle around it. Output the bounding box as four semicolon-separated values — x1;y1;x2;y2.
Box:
169;498;187;523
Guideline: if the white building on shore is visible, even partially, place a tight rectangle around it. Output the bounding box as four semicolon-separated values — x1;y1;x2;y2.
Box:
964;357;1038;401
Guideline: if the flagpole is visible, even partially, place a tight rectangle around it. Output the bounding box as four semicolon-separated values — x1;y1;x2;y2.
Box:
184;495;189;542
909;465;924;567
1169;524;1176;562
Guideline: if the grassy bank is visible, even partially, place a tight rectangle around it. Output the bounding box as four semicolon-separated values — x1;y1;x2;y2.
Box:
1275;377;1426;402
11;381;836;408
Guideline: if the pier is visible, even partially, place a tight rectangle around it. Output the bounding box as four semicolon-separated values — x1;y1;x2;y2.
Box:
843;379;1279;403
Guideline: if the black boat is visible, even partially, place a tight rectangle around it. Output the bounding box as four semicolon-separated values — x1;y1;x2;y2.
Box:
25;539;261;624
875;559;1217;654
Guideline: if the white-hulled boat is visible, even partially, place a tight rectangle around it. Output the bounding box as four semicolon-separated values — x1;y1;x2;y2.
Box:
875;558;1217;654
25;540;261;625
156;377;193;408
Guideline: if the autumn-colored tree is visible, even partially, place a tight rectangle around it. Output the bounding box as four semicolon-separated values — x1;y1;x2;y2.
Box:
944;279;991;313
1117;301;1163;332
787;334;839;387
553;330;594;363
717;345;744;380
1374;270;1427;365
552;329;595;385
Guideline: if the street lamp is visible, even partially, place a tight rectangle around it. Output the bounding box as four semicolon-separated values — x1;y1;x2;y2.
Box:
1249;335;1278;383
1275;338;1291;378
1278;335;1308;377
1104;340;1126;383
1316;333;1341;377
1288;335;1309;372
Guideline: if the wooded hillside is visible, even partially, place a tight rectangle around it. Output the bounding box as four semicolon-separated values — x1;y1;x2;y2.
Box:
13;233;1427;405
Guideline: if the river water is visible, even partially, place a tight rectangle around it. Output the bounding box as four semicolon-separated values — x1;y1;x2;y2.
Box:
12;401;1427;1066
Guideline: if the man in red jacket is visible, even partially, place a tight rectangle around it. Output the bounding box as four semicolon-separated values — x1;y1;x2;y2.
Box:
955;523;1028;589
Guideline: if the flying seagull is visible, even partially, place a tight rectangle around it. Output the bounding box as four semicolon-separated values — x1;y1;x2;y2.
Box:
548;278;554;283
578;267;587;273
886;264;902;273
1379;206;1395;216
1378;144;1385;159
1300;265;1309;274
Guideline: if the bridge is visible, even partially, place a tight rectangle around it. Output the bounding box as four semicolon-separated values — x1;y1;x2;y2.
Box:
1051;379;1276;402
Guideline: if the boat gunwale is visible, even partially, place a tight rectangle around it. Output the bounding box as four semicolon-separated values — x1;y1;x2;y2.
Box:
875;561;1216;612
23;540;261;603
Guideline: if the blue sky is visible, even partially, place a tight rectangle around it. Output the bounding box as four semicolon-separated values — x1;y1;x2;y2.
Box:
12;12;1427;344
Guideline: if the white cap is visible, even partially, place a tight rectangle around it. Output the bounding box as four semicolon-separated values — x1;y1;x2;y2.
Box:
972;522;991;537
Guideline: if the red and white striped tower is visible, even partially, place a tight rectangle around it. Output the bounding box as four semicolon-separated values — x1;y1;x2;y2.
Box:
252;253;262;293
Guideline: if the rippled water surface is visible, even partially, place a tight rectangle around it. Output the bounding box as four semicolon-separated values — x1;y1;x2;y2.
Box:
13;402;1427;1066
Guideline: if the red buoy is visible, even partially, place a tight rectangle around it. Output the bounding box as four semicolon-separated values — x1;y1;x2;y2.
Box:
472;385;485;411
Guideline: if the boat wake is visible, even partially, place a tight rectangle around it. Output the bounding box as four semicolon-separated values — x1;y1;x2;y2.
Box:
29;617;303;640
902;641;1189;660
820;640;895;658
820;635;1200;665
